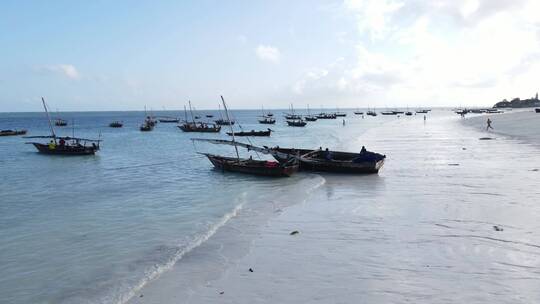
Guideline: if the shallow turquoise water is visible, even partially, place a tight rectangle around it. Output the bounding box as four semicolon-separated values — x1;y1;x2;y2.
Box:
0;109;390;304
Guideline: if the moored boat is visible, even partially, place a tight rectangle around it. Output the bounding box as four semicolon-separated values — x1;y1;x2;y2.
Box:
109;121;123;128
0;129;27;136
271;147;385;174
203;154;297;177
286;119;307;127
226;128;271;137
178;122;221;132
259;116;276;124
25;97;102;155
158;117;180;123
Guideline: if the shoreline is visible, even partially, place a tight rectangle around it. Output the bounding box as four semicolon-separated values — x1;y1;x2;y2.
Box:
129;112;540;303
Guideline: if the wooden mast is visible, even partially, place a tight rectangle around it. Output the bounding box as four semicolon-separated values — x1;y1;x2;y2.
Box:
221;95;240;161
41;97;57;143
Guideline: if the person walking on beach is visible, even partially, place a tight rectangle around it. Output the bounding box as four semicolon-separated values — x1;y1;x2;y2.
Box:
486;118;493;131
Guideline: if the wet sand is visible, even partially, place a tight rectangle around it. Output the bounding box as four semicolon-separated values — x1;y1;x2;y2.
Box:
130;111;540;304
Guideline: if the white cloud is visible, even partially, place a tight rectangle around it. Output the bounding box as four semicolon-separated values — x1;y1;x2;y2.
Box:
255;45;281;63
40;64;80;79
331;0;540;106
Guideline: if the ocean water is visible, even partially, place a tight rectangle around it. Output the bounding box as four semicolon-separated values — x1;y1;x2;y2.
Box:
0;109;393;304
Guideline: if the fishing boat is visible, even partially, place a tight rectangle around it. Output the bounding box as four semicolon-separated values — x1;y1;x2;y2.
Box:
270;147;385;174
381;110;397;115
206;114;214;118
304;105;318;121
416;109;430;114
258;116;276;124
54;118;68;126
178;102;221;132
109;121;123;128
286;119;307;127
284;104;302;120
0;129;27;136
334;107;347;117
158;117;180;123
354;109;364;115
366;110;377;116
179;122;221;132
140;119;154;131
226;128;271;137
316;113;337;119
405;112;413;116
194;96;299;177
24;98;101;155
215;119;235;125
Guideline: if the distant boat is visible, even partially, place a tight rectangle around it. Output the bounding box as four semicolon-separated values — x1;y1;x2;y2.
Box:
179;102;221;132
366;110;377;116
416;109;430;114
194;96;299;177
109;121;123;128
140;121;153;131
259;116;276;124
334;112;347;117
304;104;318;121
226;128;271;137
287;119;306;127
535;108;540;113
354;110;364;115
25;97;101;155
158;117;180;123
206;114;214;118
405;111;413;116
284;104;302;120
381;111;396;115
0;129;27;136
54;118;68;126
215;118;235;125
178;122;221;132
316;113;337;119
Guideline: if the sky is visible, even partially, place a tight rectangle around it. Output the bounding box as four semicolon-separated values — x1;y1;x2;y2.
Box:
1;0;540;111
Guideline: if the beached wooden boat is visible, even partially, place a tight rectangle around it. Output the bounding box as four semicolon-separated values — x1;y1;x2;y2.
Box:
226;129;271;137
0;129;27;136
203;154;298;177
271;147;386;174
109;121;123;128
287;119;307;127
194;96;298;177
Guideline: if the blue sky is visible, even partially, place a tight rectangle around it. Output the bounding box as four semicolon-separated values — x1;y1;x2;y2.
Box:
1;0;540;111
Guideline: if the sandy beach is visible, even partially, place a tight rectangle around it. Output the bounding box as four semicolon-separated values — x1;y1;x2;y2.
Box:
129;111;540;304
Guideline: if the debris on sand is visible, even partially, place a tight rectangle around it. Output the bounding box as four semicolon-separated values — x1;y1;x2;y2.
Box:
220;291;225;295
249;268;254;272
493;225;504;232
290;230;299;235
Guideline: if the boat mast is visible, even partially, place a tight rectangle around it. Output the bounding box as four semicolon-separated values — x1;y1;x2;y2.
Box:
188;100;196;124
41;97;57;142
183;105;188;122
221;95;240;161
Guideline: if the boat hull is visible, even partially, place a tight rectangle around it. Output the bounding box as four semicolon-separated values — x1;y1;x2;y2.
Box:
226;130;271;137
272;148;385;174
205;154;298;177
30;143;98;155
178;125;221;132
0;130;27;136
